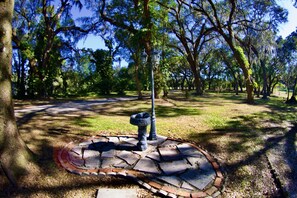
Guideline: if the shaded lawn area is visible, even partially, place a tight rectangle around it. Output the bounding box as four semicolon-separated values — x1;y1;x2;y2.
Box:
1;91;296;197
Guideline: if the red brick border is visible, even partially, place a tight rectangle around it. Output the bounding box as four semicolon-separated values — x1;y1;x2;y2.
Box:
55;135;225;198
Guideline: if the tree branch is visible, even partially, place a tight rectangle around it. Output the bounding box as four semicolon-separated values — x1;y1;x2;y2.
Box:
99;0;138;34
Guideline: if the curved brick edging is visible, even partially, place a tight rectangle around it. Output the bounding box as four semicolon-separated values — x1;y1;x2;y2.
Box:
54;135;225;198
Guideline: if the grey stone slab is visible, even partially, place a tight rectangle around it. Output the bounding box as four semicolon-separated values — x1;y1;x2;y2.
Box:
119;137;138;145
92;137;109;143
71;146;83;155
186;155;214;172
156;175;181;187
186;157;198;168
113;161;129;168
83;150;100;159
116;150;140;165
96;188;137;198
159;160;191;175
69;155;85;167
79;140;93;146
158;147;183;161
116;143;137;151
69;149;83;159
146;151;161;162
132;145;155;157
133;158;161;174
180;169;215;190
85;156;100;168
160;140;181;148
89;137;109;149
196;157;215;174
108;136;119;144
119;136;130;141
177;143;204;158
100;142;116;152
147;135;167;146
68;152;85;167
101;157;124;168
101;149;115;158
181;181;195;191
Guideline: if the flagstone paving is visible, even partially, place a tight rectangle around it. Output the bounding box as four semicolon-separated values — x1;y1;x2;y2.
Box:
55;135;225;197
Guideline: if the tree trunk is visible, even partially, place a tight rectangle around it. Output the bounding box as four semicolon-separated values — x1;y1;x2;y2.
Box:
287;84;290;101
267;83;271;96
208;78;212;90
132;53;142;99
292;77;297;97
193;68;203;95
232;46;254;103
19;58;26;98
238;78;243;92
135;62;143;99
271;81;278;95
286;78;297;104
181;76;186;91
0;0;32;186
288;77;297;104
260;59;268;99
257;87;260;98
235;79;239;95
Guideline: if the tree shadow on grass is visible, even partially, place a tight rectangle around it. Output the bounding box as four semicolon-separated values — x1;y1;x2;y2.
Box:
4;108;140;197
188;101;297;197
91;99;202;118
13;95;296;196
0;173;136;197
10;97;203;196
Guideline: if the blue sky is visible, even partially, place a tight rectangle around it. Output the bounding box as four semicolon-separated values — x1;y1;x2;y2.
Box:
75;0;297;65
277;0;297;38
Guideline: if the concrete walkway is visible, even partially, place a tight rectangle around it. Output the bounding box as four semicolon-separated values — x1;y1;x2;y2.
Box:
15;97;137;116
56;135;225;198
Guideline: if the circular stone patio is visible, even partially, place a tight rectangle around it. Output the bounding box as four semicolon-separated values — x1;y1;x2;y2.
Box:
55;135;225;197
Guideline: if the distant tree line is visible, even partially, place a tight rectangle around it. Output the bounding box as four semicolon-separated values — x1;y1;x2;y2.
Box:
11;0;297;104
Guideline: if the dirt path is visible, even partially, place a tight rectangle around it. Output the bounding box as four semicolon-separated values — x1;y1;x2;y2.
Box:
263;121;297;198
15;97;137;115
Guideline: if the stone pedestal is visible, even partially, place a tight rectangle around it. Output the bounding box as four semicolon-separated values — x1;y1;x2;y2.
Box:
130;112;151;151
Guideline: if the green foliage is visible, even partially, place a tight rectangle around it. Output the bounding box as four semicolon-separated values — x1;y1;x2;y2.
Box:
114;67;134;95
234;46;250;69
10;0;293;101
92;49;114;95
253;81;259;89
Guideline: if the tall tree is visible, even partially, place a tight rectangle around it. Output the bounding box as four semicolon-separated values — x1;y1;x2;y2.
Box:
94;0;162;98
12;0;90;97
12;0;40;98
90;48;114;95
0;0;32;186
186;0;287;103
158;0;214;95
219;47;243;94
280;30;297;103
251;31;277;99
115;29;145;99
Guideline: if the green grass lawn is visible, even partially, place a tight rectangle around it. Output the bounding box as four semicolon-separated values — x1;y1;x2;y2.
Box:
67;91;296;196
2;91;296;197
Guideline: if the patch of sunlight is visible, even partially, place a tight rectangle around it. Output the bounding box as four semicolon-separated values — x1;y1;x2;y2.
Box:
203;113;229;128
74;116;135;134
